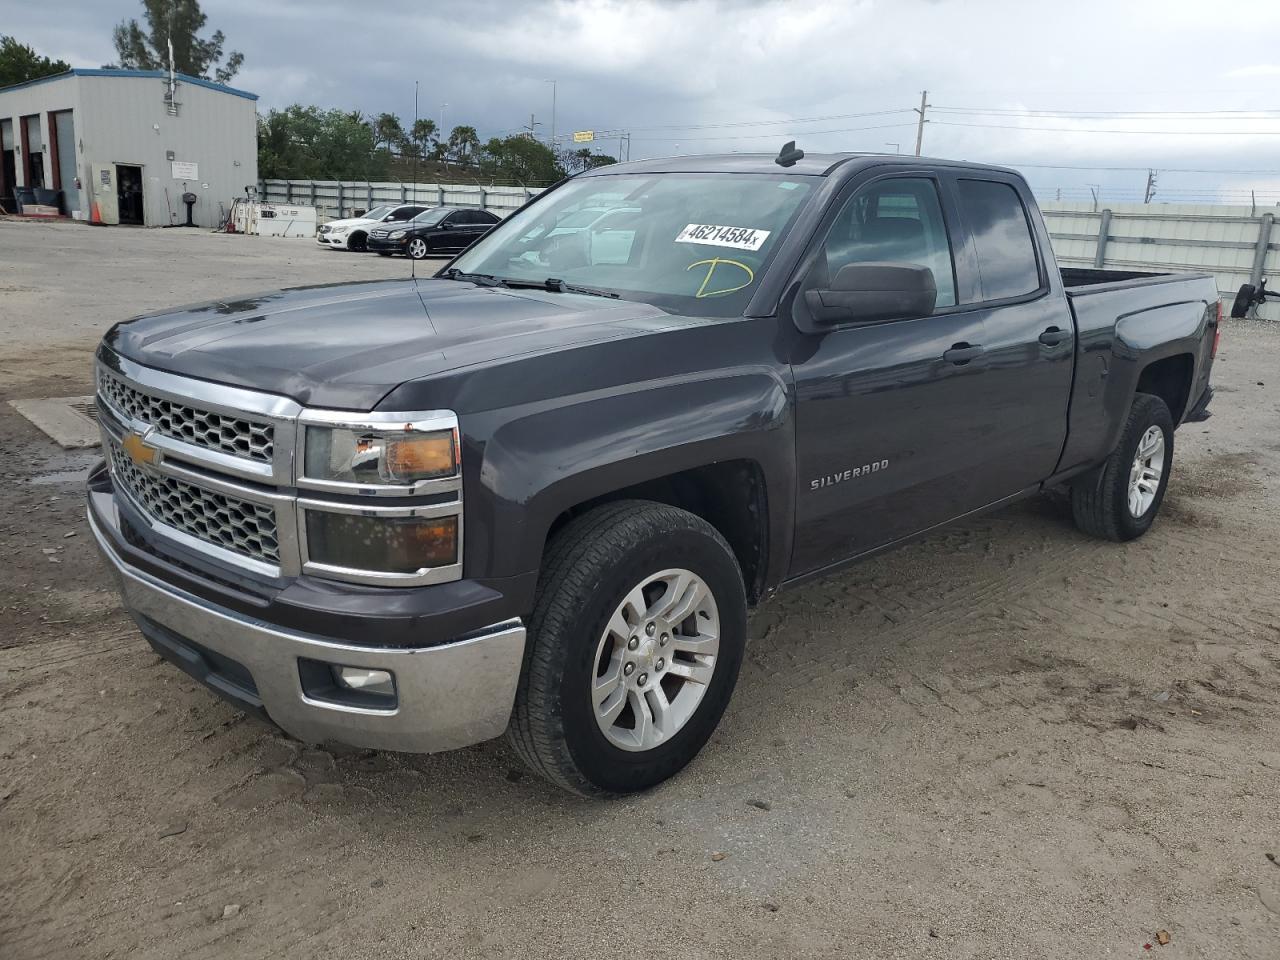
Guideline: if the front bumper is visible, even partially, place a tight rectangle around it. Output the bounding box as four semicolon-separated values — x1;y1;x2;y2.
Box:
89;493;527;754
316;232;347;248
366;235;407;253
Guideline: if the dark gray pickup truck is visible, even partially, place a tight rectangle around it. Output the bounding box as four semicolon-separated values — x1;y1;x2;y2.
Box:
88;150;1219;794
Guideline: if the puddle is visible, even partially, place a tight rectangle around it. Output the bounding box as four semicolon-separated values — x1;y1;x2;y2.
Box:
27;451;100;486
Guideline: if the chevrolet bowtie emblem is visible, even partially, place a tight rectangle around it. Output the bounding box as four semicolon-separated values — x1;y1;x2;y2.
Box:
121;430;160;467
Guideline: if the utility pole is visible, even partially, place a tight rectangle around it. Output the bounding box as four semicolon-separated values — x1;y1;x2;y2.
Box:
439;103;448;135
545;79;557;146
1143;169;1158;204
913;90;930;156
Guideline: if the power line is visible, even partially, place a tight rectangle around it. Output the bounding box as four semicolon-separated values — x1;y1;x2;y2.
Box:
935;106;1280;118
629;121;917;143
933;120;1280;136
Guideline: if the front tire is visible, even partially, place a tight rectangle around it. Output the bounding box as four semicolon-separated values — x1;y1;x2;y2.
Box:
407;238;428;260
348;231;367;252
507;501;746;796
1071;392;1174;541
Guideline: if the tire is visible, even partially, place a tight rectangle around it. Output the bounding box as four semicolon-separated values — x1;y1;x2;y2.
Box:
347;232;367;252
1071;392;1174;541
507;500;747;796
407;238;428;260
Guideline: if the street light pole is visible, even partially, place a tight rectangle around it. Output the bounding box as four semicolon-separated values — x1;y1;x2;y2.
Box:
439;103;448;135
544;79;557;146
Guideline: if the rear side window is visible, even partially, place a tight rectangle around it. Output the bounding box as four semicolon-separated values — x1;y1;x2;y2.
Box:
957;180;1041;301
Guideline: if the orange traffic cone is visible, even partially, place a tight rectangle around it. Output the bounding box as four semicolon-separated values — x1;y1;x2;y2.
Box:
89;200;103;225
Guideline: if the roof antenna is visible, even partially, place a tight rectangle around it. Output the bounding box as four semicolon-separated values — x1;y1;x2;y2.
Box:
775;140;804;167
410;79;420;281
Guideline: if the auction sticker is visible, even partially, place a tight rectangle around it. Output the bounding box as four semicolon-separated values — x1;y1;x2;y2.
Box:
675;224;771;251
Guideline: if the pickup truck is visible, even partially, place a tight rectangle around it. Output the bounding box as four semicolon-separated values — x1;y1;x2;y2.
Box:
87;149;1219;796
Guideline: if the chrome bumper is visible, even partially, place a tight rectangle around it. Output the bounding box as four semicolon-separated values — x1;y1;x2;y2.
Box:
88;503;526;754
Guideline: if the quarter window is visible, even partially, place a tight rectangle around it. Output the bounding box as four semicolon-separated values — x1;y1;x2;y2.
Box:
956;180;1042;301
820;178;957;309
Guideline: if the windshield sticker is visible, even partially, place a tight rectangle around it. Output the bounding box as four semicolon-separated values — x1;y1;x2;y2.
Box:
687;257;755;298
675;224;771;251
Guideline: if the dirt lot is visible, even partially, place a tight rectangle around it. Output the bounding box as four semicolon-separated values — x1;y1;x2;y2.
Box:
1;219;1278;959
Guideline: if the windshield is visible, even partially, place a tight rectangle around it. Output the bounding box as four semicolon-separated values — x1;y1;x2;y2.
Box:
361;205;393;221
412;208;450;225
447;173;817;317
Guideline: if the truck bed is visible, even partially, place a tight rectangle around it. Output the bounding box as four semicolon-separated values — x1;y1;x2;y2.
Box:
1061;266;1212;296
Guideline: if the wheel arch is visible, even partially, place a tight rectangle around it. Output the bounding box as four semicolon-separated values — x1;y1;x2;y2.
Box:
465;367;795;605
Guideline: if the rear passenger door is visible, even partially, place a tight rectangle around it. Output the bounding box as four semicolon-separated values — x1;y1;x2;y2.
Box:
944;175;1073;495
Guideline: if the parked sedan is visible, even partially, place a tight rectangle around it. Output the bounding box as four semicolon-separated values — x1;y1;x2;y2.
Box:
316;203;432;251
367;206;501;259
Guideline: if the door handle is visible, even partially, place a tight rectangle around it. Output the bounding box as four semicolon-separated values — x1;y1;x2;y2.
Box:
1039;326;1070;347
943;343;985;365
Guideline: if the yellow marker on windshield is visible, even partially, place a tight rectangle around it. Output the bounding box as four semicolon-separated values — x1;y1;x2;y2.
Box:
687;258;755;298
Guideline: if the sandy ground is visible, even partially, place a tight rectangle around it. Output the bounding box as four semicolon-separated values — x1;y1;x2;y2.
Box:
1;219;1278;960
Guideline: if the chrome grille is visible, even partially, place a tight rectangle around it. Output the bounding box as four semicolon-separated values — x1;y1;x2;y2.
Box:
98;368;274;464
108;440;280;565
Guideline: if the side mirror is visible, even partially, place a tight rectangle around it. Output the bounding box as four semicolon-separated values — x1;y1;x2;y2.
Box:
805;262;937;326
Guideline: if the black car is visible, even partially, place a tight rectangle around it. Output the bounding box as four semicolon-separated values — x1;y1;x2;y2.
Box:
367;206;501;259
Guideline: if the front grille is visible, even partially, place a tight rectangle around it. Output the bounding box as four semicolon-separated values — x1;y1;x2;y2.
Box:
109;440;280;565
98;368;274;464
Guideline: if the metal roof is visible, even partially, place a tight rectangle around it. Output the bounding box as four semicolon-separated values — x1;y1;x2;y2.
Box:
0;68;258;101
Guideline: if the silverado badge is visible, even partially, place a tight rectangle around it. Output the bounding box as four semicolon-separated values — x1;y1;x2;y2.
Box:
121;430;160;468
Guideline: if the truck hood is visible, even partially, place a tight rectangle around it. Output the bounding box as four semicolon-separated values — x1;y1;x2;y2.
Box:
103;278;682;409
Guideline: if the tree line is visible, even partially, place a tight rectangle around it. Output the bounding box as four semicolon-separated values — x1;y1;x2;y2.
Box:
258;106;618;186
2;0;620;187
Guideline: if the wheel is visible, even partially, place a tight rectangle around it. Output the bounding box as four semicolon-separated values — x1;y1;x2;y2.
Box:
407;238;428;260
376;251;393;257
1071;392;1174;541
348;232;367;252
507;500;746;796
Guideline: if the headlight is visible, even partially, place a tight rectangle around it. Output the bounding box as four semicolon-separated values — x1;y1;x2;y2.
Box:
305;511;458;574
330;226;349;236
298;413;464;585
388;230;407;239
304;425;457;486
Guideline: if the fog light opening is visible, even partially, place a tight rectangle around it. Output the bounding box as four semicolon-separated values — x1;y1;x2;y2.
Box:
334;666;395;697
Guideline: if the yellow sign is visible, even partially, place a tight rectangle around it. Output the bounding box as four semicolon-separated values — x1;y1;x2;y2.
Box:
122;431;160;468
572;130;594;143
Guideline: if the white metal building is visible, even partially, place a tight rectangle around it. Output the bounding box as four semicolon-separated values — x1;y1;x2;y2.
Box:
0;69;258;228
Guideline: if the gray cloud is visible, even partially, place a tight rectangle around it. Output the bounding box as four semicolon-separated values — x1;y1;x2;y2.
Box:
7;0;1280;202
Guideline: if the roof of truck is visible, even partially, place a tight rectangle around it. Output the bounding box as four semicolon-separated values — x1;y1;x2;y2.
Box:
579;152;1021;179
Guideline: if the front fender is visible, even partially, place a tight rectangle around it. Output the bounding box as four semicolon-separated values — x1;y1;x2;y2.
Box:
469;366;794;585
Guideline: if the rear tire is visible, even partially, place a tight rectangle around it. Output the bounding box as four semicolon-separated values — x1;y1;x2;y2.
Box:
507;501;746;796
1071;392;1174;541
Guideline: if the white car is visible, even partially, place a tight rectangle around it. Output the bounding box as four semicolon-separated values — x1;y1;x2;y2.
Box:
316;203;432;252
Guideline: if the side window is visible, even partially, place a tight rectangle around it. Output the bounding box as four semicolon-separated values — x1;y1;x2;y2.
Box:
387;207;413;222
956;180;1042;301
820;177;956;309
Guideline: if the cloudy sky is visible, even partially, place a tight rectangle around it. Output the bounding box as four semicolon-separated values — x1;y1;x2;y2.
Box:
9;0;1280;203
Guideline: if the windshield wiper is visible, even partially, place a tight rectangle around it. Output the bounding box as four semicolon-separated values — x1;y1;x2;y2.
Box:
437;268;505;287
509;277;621;299
440;269;621;300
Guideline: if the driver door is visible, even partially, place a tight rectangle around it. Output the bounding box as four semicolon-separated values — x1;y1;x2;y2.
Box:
788;174;996;576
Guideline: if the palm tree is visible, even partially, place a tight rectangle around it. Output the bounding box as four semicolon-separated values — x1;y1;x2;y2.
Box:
447;125;481;168
373;112;405;153
410;118;438;159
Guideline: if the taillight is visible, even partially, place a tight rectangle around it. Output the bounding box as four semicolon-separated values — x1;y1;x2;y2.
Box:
1211;299;1222;358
